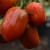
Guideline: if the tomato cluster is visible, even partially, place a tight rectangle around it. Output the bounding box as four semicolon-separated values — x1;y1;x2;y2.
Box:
0;0;46;49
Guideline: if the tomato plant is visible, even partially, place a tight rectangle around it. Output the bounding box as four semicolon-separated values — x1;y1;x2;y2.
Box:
1;6;28;42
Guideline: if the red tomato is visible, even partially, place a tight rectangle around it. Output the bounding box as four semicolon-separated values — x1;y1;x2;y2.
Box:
1;6;28;42
25;2;46;25
20;26;40;49
0;0;18;14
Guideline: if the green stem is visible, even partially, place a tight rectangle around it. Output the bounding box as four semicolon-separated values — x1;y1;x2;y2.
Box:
0;19;2;25
20;0;23;8
22;0;34;9
28;0;34;2
34;0;38;2
17;0;38;9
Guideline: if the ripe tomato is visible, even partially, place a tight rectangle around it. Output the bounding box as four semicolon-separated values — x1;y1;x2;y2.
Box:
20;25;40;49
0;0;18;14
1;6;28;42
25;2;46;25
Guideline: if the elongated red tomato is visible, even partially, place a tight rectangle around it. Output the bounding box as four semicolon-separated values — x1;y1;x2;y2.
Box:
20;26;40;49
0;0;18;14
25;2;46;25
1;6;28;42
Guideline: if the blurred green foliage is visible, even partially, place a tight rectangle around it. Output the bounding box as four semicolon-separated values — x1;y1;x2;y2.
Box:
45;6;50;17
45;0;48;1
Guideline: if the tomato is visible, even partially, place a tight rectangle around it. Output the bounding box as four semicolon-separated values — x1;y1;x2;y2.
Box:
20;25;40;49
1;6;28;42
0;0;18;14
25;2;46;25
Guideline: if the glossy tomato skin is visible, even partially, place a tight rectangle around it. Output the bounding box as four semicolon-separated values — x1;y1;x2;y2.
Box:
0;0;18;14
20;26;40;49
25;2;46;25
1;6;28;42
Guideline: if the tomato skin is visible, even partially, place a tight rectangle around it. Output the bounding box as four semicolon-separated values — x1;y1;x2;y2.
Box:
0;0;18;14
1;6;28;42
20;26;40;49
25;2;45;25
